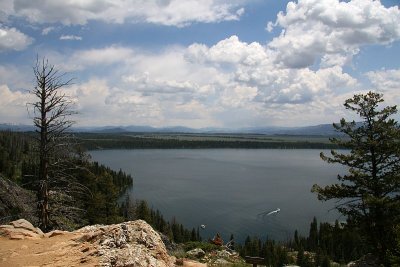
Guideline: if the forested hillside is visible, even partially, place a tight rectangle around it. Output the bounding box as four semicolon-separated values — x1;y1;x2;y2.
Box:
0;130;132;227
77;132;340;150
0;130;201;243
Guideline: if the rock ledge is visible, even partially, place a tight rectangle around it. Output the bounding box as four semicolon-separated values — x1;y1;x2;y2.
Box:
0;219;175;267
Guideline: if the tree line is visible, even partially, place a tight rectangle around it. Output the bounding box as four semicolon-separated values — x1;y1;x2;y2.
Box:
236;216;365;267
77;133;340;150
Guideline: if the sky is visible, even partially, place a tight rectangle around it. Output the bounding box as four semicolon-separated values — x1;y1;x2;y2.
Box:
0;0;399;129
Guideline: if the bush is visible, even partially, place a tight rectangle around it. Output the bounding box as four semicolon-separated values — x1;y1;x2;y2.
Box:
184;241;221;253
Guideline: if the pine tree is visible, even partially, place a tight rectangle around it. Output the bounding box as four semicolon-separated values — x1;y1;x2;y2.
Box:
308;217;318;251
312;91;400;266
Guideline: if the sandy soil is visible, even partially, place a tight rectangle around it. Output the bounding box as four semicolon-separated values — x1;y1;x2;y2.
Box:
0;234;206;267
0;233;98;267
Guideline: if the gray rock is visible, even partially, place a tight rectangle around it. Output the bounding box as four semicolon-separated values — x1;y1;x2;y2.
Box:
187;248;206;258
76;219;175;267
214;258;230;264
217;250;232;258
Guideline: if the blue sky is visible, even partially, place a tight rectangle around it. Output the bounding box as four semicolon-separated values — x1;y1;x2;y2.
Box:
0;0;399;128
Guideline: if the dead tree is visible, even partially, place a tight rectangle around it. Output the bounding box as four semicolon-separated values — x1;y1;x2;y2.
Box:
28;58;76;231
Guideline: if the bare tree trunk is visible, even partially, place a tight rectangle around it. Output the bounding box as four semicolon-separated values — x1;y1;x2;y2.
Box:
29;57;76;231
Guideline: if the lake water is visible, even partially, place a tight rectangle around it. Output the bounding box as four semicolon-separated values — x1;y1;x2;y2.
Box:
90;149;345;242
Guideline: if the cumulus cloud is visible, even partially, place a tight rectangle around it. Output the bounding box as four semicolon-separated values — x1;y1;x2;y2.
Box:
367;69;400;90
0;26;32;52
186;35;358;106
366;69;400;109
186;35;270;66
48;46;135;71
42;33;367;127
9;0;245;27
267;0;400;68
0;84;33;123
59;34;82;41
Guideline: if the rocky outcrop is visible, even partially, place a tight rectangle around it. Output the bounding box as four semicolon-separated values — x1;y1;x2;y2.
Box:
76;220;175;267
0;219;175;267
183;246;243;266
0;219;44;239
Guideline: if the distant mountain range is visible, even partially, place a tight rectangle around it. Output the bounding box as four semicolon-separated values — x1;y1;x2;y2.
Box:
0;123;342;136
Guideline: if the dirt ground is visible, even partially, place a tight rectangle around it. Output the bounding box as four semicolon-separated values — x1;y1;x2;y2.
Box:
0;234;98;267
0;235;208;267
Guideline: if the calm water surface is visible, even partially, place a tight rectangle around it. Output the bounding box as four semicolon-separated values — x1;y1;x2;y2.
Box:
90;149;345;242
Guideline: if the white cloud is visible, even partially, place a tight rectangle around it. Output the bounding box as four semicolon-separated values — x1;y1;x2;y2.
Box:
187;35;270;66
59;34;82;41
366;69;400;109
1;26;382;128
60;35;82;41
0;0;13;22
74;46;133;65
46;46;135;71
9;0;245;27
40;34;365;127
0;26;33;52
0;64;31;90
0;84;33;123
69;79;167;127
41;26;55;35
267;0;400;68
367;69;400;90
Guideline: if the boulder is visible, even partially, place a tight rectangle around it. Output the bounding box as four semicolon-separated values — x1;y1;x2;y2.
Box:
217;249;231;258
0;219;44;239
186;248;206;258
76;219;175;267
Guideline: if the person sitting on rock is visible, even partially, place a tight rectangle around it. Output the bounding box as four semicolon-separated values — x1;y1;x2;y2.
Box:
211;233;223;246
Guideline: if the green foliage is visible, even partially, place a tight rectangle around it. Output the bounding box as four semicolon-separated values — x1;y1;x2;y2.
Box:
0;130;133;228
73;160;132;225
293;217;365;265
119;197;201;244
389;225;400;266
312;91;400;266
236;236;290;267
184;241;221;252
0;131;33;184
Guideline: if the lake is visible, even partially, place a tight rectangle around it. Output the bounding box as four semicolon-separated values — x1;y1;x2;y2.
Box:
90;149;345;242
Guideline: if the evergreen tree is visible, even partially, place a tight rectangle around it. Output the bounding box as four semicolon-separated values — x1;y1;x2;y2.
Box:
308;217;318;251
135;200;151;223
294;230;300;250
312;91;400;266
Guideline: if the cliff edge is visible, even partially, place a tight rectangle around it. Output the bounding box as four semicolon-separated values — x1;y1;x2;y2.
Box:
0;219;176;267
